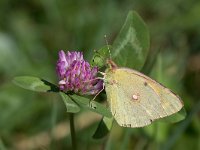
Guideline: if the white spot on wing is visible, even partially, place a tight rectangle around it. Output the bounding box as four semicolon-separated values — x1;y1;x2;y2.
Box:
132;94;139;100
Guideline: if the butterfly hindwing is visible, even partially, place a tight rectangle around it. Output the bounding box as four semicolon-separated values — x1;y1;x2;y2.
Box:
105;68;183;128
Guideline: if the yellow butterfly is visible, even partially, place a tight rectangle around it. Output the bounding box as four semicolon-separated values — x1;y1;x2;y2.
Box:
104;59;184;128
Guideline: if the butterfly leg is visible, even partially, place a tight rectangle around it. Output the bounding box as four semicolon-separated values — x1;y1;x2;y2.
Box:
98;71;106;76
89;82;105;108
92;83;105;101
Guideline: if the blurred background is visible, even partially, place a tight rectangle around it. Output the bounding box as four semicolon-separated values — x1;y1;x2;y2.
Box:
0;0;200;149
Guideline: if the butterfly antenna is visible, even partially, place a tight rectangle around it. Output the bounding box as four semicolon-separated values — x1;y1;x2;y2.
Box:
104;35;111;59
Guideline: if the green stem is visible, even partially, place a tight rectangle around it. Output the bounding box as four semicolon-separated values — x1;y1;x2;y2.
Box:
69;113;76;150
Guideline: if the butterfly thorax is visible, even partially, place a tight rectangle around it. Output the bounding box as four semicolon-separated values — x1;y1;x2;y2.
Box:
106;59;118;70
104;62;120;87
104;59;118;79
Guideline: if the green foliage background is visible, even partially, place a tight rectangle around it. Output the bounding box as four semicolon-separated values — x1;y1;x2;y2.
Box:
0;0;200;149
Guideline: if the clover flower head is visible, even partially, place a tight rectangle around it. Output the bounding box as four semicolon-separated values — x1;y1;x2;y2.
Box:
56;50;103;95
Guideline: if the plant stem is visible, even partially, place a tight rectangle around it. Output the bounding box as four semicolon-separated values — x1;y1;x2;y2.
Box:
69;113;76;150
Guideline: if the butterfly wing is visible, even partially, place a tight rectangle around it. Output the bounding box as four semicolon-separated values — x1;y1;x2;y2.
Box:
105;68;183;128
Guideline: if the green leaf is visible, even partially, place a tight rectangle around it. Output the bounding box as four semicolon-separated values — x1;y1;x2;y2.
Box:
91;45;111;68
93;116;114;139
13;76;59;92
112;10;150;70
59;92;80;113
120;128;133;150
69;94;112;118
161;101;200;150
159;108;187;123
0;136;7;150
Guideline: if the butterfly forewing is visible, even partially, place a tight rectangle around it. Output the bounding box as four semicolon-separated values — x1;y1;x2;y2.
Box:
105;68;183;128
